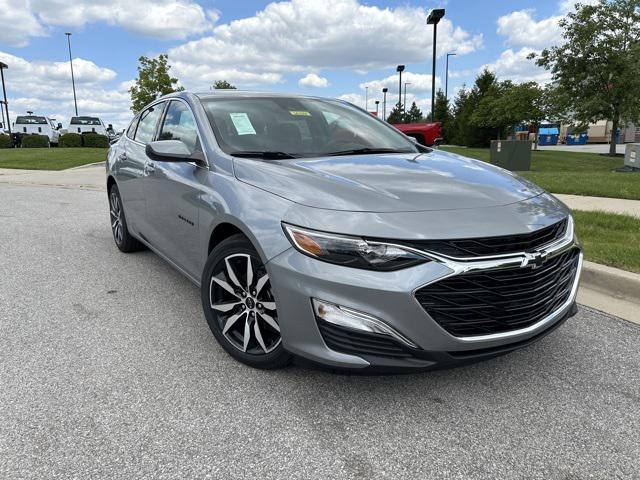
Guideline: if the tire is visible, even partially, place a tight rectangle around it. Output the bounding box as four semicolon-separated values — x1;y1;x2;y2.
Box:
108;183;145;253
201;234;291;369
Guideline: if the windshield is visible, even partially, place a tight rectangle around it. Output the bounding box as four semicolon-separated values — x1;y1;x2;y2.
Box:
202;97;420;158
16;116;47;125
70;116;101;125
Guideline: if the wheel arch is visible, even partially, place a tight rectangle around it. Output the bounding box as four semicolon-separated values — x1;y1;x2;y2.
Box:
106;174;116;193
208;221;246;254
205;216;271;263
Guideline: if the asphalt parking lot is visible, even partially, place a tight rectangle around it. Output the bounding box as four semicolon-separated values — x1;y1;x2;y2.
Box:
1;184;639;479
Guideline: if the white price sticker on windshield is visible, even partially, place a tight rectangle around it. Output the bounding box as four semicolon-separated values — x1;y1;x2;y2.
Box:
230;113;256;135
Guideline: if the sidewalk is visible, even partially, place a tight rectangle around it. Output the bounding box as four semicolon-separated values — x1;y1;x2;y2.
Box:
553;193;640;218
0;164;106;191
538;144;628;154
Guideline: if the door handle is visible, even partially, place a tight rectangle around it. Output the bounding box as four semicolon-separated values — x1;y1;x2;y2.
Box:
118;153;127;161
144;162;156;175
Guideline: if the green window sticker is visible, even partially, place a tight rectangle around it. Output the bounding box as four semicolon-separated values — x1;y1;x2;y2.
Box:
230;113;257;135
289;111;311;116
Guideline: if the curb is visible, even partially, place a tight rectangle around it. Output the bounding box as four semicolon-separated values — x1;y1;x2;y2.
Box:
67;161;106;170
580;260;640;302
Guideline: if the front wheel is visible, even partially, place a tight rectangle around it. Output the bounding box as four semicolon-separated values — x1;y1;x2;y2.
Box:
201;234;291;369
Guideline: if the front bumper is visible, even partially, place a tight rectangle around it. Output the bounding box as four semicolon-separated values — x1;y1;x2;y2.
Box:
266;237;583;371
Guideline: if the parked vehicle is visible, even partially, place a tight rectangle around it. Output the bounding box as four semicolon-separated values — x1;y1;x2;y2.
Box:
393;122;442;146
106;91;582;371
68;116;108;136
13;114;60;146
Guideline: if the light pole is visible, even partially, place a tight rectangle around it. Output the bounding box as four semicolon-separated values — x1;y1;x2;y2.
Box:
0;61;10;137
445;52;456;101
382;88;388;120
403;82;412;114
374;100;380;116
396;65;405;111
427;8;445;121
65;33;79;117
365;86;369;111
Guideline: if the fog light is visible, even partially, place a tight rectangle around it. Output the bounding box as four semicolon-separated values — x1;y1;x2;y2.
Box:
312;298;417;348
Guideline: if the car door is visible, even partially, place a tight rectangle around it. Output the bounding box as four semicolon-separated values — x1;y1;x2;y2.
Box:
144;99;207;279
118;103;165;238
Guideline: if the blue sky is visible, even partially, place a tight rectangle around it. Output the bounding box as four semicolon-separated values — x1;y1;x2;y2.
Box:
0;0;581;129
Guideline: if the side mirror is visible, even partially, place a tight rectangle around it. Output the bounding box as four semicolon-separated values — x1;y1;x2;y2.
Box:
146;140;193;162
57;123;63;130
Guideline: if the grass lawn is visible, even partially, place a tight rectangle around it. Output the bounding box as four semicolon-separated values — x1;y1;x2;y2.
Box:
440;146;640;200
0;148;106;170
573;210;640;273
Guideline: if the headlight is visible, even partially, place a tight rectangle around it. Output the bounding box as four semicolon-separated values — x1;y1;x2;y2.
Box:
282;223;430;271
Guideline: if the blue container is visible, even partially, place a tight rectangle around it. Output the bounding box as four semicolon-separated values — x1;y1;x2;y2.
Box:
538;133;559;146
538;127;559;146
566;133;588;145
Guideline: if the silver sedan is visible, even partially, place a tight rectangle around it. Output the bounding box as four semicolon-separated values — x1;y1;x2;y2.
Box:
106;91;582;371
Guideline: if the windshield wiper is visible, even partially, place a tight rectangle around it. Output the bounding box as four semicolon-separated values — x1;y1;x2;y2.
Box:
230;151;300;159
327;147;414;157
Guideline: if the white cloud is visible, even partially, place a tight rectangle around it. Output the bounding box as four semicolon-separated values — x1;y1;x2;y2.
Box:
482;48;552;84
298;73;329;88
559;0;599;13
359;72;441;107
0;0;46;47
0;0;213;45
169;0;482;89
0;51;131;129
497;9;563;49
449;69;474;79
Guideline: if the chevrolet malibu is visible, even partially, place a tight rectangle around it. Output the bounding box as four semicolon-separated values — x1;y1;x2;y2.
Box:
106;91;582;371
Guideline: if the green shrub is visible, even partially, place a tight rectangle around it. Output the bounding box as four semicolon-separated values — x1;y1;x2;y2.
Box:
0;134;12;148
59;133;83;148
82;133;109;148
21;135;50;148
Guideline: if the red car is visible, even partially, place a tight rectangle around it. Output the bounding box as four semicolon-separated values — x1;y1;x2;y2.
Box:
393;122;442;147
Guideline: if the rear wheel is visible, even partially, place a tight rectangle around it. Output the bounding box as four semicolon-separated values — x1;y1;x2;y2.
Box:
201;235;291;369
108;183;145;253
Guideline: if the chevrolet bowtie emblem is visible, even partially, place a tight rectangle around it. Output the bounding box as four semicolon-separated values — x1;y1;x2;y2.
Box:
521;251;549;269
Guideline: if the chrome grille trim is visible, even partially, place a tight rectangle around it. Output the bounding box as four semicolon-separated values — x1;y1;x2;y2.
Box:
411;216;582;343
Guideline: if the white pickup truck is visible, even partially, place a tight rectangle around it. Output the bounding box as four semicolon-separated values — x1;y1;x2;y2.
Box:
67;116;108;136
14;115;60;146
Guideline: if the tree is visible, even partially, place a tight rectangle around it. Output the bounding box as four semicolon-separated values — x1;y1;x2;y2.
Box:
448;85;470;145
470;79;517;140
211;80;236;89
507;82;548;149
405;102;424;123
432;90;450;141
129;54;183;113
449;69;501;147
386;103;405;123
532;0;640;155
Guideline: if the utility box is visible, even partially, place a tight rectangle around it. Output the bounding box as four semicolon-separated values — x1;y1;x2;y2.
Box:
490;140;532;171
624;143;640;170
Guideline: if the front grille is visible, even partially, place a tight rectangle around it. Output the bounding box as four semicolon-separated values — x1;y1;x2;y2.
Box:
317;319;412;359
415;248;580;337
395;218;567;258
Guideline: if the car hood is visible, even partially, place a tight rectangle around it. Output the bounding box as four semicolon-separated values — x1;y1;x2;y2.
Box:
232;149;544;212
